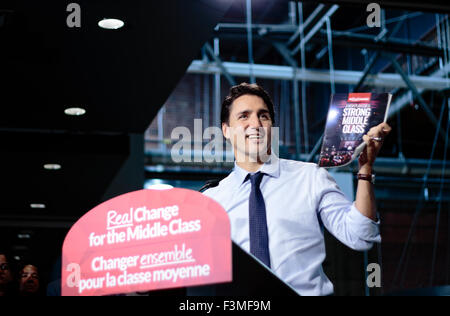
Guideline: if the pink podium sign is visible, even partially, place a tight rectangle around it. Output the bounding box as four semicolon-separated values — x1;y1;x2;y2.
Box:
61;188;232;296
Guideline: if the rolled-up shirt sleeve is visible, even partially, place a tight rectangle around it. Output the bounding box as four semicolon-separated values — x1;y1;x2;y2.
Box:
314;167;381;251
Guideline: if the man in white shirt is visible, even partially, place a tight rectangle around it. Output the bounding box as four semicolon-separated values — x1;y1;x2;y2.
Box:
202;83;392;296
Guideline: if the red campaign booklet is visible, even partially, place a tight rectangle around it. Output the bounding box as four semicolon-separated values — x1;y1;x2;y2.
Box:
318;93;392;168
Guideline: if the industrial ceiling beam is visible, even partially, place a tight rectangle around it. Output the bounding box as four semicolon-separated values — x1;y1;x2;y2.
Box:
272;42;303;158
353;51;381;92
290;5;340;56
353;15;409;92
145;146;450;177
204;43;236;86
388;62;450;119
387;53;448;141
316;30;444;58
300;0;450;14
188;60;450;90
287;3;326;45
214;27;444;57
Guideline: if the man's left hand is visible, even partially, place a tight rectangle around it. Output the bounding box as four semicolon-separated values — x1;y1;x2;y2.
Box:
359;122;392;173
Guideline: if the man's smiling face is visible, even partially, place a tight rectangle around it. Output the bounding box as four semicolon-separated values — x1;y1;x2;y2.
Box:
222;94;273;163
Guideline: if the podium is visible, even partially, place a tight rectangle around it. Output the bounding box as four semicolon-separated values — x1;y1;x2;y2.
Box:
186;242;299;296
58;186;299;296
51;241;300;296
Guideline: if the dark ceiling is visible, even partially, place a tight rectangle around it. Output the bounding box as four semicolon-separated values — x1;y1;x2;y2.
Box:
0;0;233;133
0;0;234;224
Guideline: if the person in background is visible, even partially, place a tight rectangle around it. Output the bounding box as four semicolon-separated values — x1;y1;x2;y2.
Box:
18;263;41;296
0;251;15;296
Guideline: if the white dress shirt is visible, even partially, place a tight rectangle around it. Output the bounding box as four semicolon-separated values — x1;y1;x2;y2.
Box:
202;153;381;296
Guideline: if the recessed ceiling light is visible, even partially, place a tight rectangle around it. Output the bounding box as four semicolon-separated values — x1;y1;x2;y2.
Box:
44;164;62;170
30;203;46;209
146;184;174;190
145;179;174;190
98;18;125;30
18;234;31;239
64;107;86;116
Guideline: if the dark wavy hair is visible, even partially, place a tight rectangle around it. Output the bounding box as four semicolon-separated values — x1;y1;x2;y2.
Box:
221;83;276;126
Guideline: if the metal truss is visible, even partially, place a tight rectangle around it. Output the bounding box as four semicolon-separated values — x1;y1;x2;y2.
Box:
389;62;450;118
145;145;450;177
300;0;450;14
215;26;445;58
158;3;450;182
187;60;450;90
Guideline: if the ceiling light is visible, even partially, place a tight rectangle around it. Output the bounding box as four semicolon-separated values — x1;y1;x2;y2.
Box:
17;234;31;239
146;184;174;190
30;204;46;209
44;164;62;170
98;18;125;30
64;107;86;116
145;179;173;190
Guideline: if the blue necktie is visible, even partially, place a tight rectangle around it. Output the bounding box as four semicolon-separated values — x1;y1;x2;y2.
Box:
247;172;271;268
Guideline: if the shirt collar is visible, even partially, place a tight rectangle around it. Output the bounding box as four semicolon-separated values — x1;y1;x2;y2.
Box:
232;153;281;186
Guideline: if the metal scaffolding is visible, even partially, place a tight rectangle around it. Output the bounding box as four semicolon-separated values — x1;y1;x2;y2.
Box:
145;3;450;293
148;2;450;174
